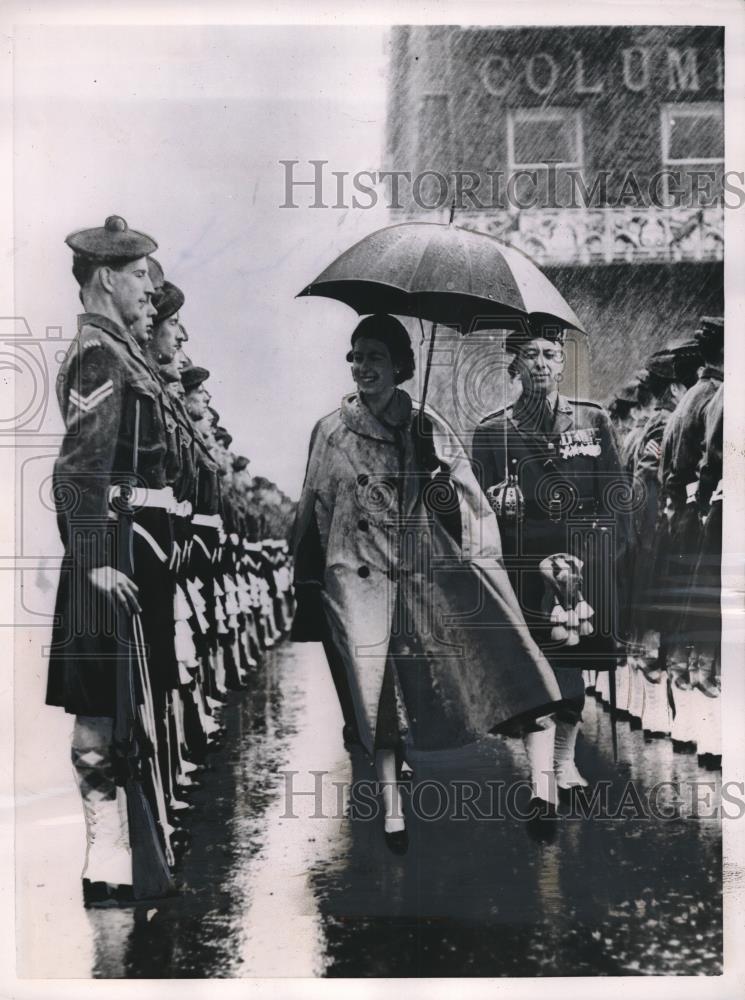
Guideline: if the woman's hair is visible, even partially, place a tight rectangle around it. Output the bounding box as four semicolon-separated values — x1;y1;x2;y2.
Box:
346;314;416;385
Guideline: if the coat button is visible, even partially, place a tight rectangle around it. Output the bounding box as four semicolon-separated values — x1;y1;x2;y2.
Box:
358;519;369;532
357;473;369;486
357;566;370;578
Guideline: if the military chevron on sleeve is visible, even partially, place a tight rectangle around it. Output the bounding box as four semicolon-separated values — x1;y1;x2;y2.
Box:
69;379;114;413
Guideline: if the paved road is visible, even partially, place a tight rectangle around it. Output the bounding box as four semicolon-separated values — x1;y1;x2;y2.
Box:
18;639;723;978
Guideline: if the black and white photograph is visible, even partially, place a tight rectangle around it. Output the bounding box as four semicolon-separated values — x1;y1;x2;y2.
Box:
2;0;744;992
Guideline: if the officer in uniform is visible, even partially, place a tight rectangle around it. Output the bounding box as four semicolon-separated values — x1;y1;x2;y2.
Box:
471;325;629;798
46;215;174;904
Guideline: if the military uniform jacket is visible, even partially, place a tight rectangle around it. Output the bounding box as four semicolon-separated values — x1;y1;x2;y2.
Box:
161;381;198;505
48;313;170;716
471;392;629;668
660;368;723;514
53;313;168;567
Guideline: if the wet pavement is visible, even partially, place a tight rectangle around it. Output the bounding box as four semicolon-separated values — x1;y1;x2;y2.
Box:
20;639;723;978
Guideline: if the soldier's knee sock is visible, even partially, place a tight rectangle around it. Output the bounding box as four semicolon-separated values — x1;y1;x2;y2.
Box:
71;715;116;803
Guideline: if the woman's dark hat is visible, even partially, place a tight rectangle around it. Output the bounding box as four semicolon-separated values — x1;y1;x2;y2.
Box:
349;314;410;349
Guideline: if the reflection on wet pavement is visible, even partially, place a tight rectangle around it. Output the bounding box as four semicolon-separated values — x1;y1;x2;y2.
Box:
80;642;721;978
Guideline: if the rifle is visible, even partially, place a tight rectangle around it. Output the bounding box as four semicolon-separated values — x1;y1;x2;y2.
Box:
112;398;176;899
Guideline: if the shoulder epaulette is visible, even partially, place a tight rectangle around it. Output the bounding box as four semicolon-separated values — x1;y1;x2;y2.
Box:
568;398;603;410
479;405;511;425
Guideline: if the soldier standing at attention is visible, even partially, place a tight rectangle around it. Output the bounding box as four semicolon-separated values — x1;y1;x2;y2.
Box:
471;325;630;801
46;216;166;904
657;321;722;672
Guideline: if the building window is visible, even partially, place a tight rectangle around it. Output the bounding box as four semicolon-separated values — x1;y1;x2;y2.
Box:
661;103;723;164
507;108;583;169
660;103;723;206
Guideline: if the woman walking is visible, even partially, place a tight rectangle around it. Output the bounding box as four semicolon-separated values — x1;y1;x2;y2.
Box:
292;314;565;852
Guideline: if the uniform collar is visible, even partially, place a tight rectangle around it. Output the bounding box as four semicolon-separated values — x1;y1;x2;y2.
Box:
78;312;153;370
340;389;412;442
79;311;129;341
510;392;573;434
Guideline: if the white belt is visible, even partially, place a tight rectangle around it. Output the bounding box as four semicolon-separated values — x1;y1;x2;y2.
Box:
192;513;222;528
192;534;213;560
108;484;191;517
711;479;723;504
685;481;698;505
133;522;170;564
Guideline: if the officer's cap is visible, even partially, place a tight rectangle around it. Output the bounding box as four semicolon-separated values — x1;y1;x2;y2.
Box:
207;405;220;425
65;215;157;262
153;281;185;326
700;315;723;332
695;315;724;348
148;257;165;291
214;426;233;447
232;455;250;472
181;365;210;391
646;351;678;380
663;335;702;360
505;320;566;355
616;378;641;404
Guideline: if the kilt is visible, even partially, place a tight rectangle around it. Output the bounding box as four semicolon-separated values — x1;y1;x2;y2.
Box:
46;509;177;716
680;500;722;649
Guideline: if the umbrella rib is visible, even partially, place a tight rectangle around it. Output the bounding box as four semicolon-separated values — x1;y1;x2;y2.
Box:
408;230;436;292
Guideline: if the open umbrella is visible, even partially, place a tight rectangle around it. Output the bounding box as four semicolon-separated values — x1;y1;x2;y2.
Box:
298;219;585;412
299;220;585;335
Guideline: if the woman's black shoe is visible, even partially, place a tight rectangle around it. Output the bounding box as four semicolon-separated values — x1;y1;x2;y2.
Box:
524;796;558;843
82;879;134;908
384;826;409;855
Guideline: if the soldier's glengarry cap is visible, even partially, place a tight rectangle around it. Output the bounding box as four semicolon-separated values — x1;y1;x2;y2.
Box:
214;426;233;447
65;216;157;262
181;365;210;391
153;281;185;325
232;455;250;472
646;351;678;380
148;256;165;291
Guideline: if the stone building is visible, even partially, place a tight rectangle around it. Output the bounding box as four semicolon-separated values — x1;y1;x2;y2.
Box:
385;25;724;421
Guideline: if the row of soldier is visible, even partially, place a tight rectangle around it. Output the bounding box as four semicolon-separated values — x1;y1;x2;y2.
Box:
590;316;724;768
46;216;294;905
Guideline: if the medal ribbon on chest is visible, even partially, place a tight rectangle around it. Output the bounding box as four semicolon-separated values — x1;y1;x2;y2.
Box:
559;429;601;460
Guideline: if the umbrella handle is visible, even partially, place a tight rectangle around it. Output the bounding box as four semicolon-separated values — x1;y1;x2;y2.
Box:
419;322;438;415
